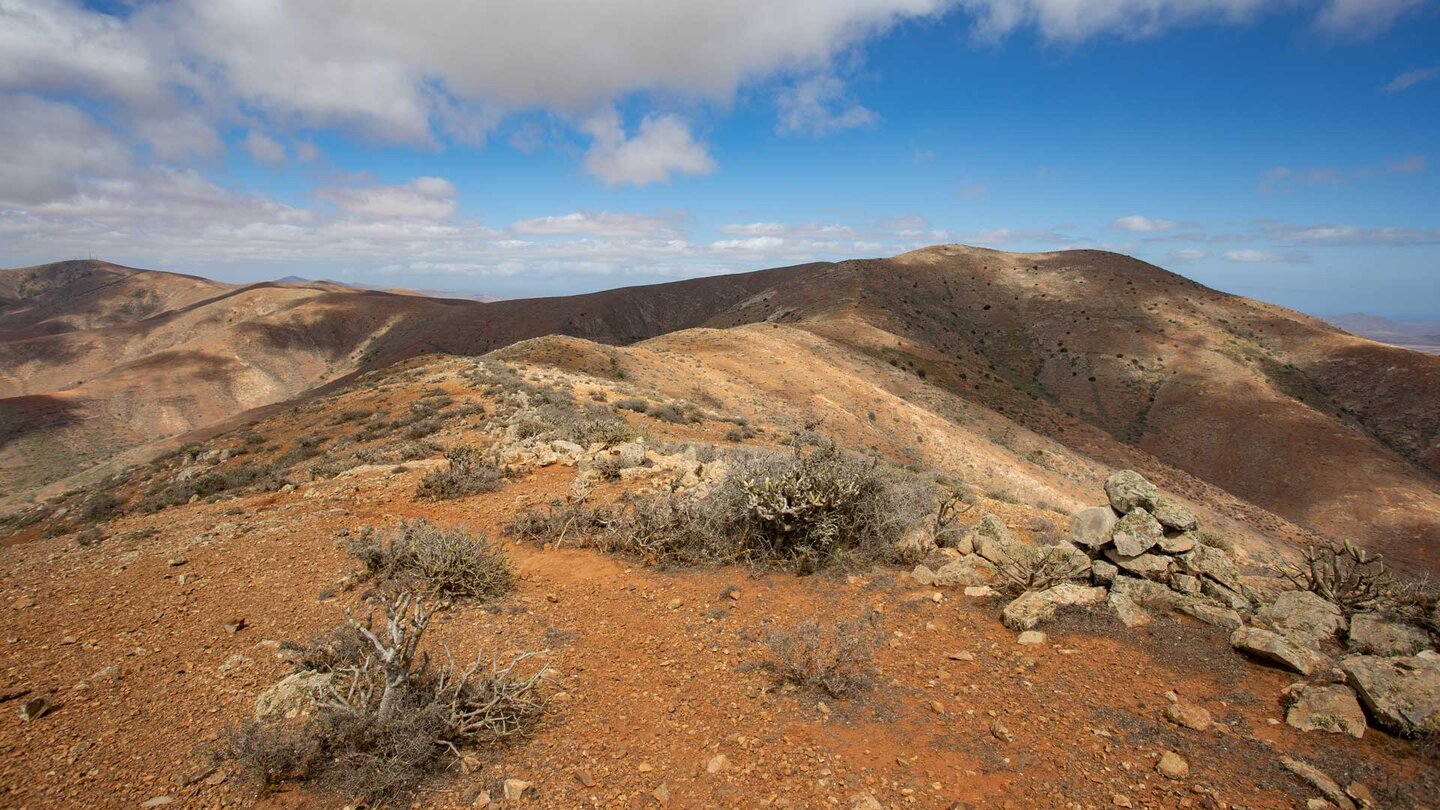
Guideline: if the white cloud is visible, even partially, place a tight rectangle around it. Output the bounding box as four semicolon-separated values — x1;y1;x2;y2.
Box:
0;94;132;204
244;130;288;166
776;75;879;137
1112;214;1177;232
317;177;458;220
1383;154;1426;174
957;0;1421;41
1313;0;1425;38
1223;248;1310;263
1260;220;1440;246
511;212;683;238
1168;248;1210;261
581;109;716;186
1385;66;1439;93
1260;154;1427;190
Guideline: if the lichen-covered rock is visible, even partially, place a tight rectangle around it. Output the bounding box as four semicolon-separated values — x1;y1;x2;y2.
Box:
1108;591;1151;627
1069;506;1118;550
1001;583;1107;630
1176;545;1243;593
1285;683;1366;738
1347;613;1431;657
1151;496;1199;532
1105;548;1172;581
1091;559;1118;586
1258;590;1345;648
1111;508;1164;556
1176;598;1243;630
1201;579;1253;613
1341;652;1440;736
933;555;999;587
974;514;1027;567
1230;626;1329;676
1169;572;1202;595
1111;575;1183;608
1104;470;1158;514
1156;532;1196;554
255;671;332;720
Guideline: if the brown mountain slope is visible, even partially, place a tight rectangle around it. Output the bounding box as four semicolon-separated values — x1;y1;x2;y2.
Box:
3;250;1437;571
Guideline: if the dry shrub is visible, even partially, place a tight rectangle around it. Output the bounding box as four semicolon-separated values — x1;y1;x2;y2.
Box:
346;520;514;600
506;438;936;572
229;594;548;807
415;445;503;501
764;614;880;698
503;501;617;545
993;543;1090;595
1287;540;1393;615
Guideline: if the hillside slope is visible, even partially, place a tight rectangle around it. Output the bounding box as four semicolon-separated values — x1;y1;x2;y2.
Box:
3;249;1437;571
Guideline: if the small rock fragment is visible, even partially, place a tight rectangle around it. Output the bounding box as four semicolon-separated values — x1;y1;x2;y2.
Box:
502;778;533;801
1156;751;1189;779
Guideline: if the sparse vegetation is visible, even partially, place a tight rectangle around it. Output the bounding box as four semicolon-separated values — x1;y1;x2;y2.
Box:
993;543;1090;595
1287;540;1392;615
346;520;514;600
228;593;548;806
763;614;879;698
415;445;503;500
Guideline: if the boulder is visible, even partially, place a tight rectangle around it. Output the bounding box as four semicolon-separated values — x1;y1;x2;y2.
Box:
1230;626;1329;675
1069;506;1118;550
1105;549;1172;581
1001;583;1108;631
974;514;1027;567
1044;542;1094;580
1257;590;1345;648
1176;545;1243;593
1347;613;1431;657
933;555;999;587
1169;573;1202;595
1340;652;1440;737
1111;575;1183;609
1091;559;1118;586
1176;598;1243;631
614;441;646;468
1285;683;1366;738
254;671;333;720
1104;470;1158;514
1111;509;1164;557
1201;579;1253;613
1151;496;1199;532
1108;591;1151;628
1156;532;1196;555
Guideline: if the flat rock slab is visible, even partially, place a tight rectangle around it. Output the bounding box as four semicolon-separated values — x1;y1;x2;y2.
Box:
1230;626;1329;676
1257;590;1344;647
1348;613;1431;657
1341;652;1440;737
1001;583;1107;631
1285;683;1366;738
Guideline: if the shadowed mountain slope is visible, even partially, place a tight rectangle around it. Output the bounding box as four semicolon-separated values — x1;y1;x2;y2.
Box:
3;250;1436;570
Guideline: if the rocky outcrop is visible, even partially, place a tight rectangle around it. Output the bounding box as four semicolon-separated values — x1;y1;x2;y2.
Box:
1111;509;1163;556
1230;626;1329;676
1284;683;1366;738
1001;583;1107;631
1257;590;1346;647
1341;651;1440;736
1347;613;1431;657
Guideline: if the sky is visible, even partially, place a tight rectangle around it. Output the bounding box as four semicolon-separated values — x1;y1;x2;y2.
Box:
0;1;1437;318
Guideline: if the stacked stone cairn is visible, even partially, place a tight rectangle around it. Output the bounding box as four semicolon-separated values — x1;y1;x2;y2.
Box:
907;468;1438;741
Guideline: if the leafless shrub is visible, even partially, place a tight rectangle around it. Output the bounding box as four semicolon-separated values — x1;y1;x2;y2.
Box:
994;544;1090;595
74;527;105;547
764;614;879;699
346;520;514;600
1287;540;1393;615
229;593;548;806
1384;577;1440;635
614;397;648;413
415;446;503;501
504;500;618;546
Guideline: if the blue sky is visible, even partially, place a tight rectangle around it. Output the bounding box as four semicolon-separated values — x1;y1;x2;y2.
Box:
1;1;1436;318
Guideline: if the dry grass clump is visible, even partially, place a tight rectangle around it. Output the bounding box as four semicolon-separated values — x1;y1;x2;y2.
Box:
763;614;880;699
346;520;514;600
229;593;548;806
415;445;503;501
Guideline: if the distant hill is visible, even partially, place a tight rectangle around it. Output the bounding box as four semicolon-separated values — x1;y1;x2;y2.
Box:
3;248;1438;571
1327;313;1440;354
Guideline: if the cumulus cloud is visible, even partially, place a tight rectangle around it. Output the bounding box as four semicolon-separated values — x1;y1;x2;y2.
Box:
1385;66;1439;93
581;109;716;186
776;75;879;137
0;94;133;205
317;177;458;220
1112;214;1177;232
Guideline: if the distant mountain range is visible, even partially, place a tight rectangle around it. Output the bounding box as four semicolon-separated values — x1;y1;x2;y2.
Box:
4;248;1439;572
1326;313;1440;354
